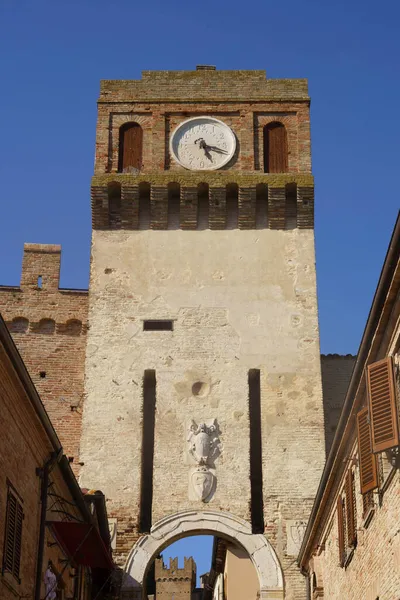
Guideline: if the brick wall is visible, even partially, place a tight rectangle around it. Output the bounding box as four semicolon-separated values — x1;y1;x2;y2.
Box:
0;330;85;600
155;557;196;600
310;444;400;600
0;244;88;470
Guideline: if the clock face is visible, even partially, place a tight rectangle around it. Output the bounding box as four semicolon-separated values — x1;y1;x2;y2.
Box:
170;116;236;171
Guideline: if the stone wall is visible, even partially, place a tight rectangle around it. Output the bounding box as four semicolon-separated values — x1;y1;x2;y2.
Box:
0;244;88;470
80;227;324;599
80;66;324;600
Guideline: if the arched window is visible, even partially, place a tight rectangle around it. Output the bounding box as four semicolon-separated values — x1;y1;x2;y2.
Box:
9;317;29;333
37;318;55;334
118;122;143;173
263;122;288;173
65;319;83;336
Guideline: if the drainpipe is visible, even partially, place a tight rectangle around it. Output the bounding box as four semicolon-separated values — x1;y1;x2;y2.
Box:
34;449;62;600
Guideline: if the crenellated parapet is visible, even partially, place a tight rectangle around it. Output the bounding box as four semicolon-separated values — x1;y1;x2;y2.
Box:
91;174;314;231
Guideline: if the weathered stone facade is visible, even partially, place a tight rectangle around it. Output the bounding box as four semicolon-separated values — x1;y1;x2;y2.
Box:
78;67;325;600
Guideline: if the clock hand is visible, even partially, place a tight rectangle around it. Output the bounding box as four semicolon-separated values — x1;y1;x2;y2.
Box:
207;145;229;155
194;138;213;161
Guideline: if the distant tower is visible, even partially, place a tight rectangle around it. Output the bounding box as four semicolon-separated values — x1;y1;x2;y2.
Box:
80;66;324;599
155;557;196;600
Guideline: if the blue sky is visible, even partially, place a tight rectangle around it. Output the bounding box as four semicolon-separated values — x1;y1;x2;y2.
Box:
0;0;399;575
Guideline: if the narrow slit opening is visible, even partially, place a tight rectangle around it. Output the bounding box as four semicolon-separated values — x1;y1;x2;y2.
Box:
143;320;173;331
139;369;156;533
248;368;264;533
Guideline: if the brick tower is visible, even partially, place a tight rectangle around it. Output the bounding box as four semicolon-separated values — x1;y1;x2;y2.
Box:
79;66;324;600
154;557;196;600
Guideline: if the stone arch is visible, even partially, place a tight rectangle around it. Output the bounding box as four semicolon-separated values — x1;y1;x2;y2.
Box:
122;510;284;599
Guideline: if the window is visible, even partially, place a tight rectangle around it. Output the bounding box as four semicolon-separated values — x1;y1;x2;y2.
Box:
357;407;378;494
118;122;143;173
263;122;288;173
337;469;357;568
366;357;399;453
8;317;29;334
2;485;24;582
143;320;173;331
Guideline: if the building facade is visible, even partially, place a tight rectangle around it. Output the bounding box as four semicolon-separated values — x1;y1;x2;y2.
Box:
0;316;112;600
298;214;400;599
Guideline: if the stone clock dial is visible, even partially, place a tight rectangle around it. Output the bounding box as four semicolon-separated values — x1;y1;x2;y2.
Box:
170;116;236;171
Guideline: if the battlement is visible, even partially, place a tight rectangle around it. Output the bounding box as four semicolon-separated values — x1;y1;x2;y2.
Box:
155;556;196;582
99;67;309;102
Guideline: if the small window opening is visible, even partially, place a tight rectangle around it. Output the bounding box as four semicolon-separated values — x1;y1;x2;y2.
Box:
37;276;42;289
39;371;46;379
143;320;173;331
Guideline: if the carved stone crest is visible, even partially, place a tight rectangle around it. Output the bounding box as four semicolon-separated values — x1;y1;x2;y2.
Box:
187;419;221;502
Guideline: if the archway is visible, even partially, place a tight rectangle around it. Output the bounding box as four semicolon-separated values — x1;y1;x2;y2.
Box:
121;510;284;599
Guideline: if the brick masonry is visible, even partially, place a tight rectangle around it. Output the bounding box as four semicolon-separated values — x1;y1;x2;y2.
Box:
0;325;87;600
0;244;88;472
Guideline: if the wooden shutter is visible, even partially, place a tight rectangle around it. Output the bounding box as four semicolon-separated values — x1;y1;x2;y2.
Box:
337;496;345;567
345;470;357;547
357;407;378;494
263;123;288;173
3;489;23;580
119;123;143;172
367;357;400;452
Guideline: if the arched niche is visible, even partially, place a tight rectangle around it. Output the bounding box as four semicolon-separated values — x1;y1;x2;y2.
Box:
122;510;284;600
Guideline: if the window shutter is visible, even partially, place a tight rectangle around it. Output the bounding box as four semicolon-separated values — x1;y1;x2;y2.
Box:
367;357;400;452
357;407;378;494
337;496;345;567
3;489;23;581
345;470;357;547
13;503;23;579
263;123;288;173
119;123;143;172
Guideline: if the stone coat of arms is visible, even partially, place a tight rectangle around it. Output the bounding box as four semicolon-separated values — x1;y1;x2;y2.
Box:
187;419;221;502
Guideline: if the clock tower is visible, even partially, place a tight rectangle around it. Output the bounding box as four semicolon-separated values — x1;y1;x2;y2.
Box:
80;66;324;600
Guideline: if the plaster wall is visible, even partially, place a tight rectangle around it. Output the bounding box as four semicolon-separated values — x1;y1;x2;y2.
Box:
80;226;324;600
